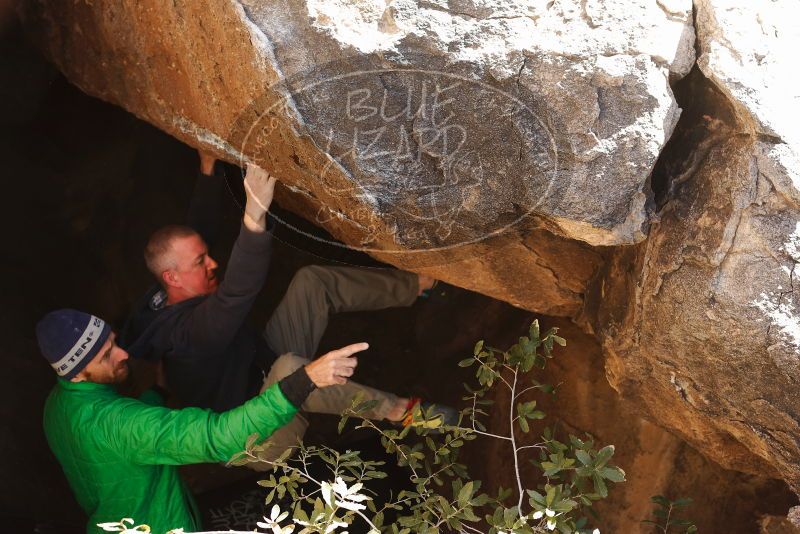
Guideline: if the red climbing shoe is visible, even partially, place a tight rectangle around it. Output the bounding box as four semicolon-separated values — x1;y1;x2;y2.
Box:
401;397;459;430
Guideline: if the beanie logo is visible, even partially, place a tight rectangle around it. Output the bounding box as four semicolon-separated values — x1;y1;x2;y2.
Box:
51;316;106;377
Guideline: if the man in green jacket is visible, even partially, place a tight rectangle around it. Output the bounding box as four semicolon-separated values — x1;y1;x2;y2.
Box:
38;307;366;534
38;162;363;533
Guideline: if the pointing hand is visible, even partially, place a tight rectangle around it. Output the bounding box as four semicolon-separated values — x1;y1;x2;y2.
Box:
304;343;368;388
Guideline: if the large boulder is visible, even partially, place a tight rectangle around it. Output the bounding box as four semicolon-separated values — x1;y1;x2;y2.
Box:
19;0;800;499
19;0;693;314
585;0;800;490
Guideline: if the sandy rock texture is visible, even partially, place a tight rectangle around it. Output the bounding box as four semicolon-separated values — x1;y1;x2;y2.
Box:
19;0;693;314
761;506;800;534
583;0;800;492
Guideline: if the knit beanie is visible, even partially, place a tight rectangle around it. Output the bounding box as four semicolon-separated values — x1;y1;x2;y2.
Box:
36;309;111;380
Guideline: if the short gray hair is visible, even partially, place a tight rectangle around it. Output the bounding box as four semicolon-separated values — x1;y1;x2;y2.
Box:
144;225;199;282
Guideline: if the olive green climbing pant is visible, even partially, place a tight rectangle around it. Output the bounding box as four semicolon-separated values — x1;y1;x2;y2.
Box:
250;265;419;468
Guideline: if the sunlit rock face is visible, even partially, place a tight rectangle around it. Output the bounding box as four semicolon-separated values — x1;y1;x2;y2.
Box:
20;0;692;314
241;0;694;247
584;0;800;491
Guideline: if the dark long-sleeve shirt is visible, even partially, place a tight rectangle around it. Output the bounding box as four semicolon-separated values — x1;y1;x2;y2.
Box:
121;168;314;412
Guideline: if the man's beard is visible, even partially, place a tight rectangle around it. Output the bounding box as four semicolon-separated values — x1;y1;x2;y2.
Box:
86;362;129;384
114;363;130;383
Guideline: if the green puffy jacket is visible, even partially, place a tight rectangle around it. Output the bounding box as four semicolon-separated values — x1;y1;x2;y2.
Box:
43;378;297;534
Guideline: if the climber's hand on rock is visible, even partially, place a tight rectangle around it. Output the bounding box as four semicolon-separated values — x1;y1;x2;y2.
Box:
198;149;216;175
243;163;276;232
304;342;367;387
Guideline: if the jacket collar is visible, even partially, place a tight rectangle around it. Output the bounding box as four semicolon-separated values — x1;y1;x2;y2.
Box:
57;378;115;392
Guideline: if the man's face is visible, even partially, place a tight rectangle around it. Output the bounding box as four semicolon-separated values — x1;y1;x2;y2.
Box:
75;333;130;384
166;234;219;297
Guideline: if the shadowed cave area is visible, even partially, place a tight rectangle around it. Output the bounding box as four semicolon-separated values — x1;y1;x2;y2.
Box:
0;23;796;534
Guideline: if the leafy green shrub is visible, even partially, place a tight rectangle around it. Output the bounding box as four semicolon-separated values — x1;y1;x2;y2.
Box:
643;496;697;533
232;320;626;533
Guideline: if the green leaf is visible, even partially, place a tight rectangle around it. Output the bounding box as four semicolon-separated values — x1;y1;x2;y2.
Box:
530;320;540;340
458;481;475;507
552;499;577;513
509;344;524;365
463;507;481;522
245;432;260;450
575;450;592;466
518;417;530;433
472;493;490;507
546;485;556;506
599;466;625;482
503;505;518;525
593;473;608;498
474;340;485;356
527;489;545;504
355;399;380;413
492;506;504;526
541;461;559;476
595;445;615;466
497;486;513;501
338;415;350;434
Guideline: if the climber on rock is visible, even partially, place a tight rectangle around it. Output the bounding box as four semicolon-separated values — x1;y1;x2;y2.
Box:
37;308;365;534
121;151;456;464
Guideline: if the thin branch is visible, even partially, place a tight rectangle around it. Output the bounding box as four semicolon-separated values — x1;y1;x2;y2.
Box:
474;354;513;390
357;417;423;486
433;498;468;528
514;385;540;399
509;366;525;512
268;454;381;533
472;428;513;441
471;394;511;441
516;444;546;453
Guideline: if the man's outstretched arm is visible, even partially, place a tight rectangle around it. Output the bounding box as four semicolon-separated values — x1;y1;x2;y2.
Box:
180;163;278;354
96;342;367;465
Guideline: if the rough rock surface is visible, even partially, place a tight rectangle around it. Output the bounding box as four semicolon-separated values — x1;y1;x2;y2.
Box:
20;0;693;314
761;507;800;534
584;0;800;491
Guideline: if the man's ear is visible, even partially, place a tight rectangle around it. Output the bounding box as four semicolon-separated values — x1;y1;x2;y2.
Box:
161;269;180;288
71;371;86;383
